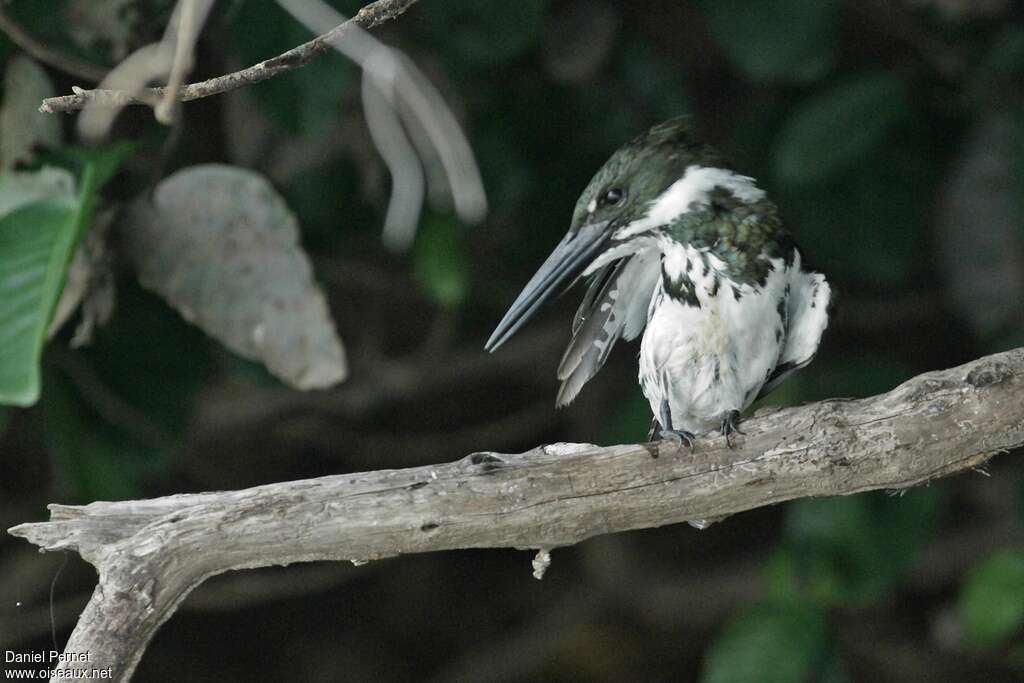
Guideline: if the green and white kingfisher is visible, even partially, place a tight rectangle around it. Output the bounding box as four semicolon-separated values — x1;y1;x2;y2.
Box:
485;117;831;447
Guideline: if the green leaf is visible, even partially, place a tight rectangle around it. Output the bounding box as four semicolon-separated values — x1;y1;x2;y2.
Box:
413;214;470;309
702;600;831;683
773;72;912;187
775;488;943;605
39;142;138;189
40;367;167;502
0;166;97;406
82;281;214;434
960;549;1024;649
698;0;840;83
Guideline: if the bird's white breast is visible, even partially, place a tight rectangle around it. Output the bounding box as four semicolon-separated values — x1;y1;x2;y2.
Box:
639;242;792;434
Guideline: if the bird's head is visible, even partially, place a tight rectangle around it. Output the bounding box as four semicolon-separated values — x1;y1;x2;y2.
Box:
486;117;736;351
569;116;720;237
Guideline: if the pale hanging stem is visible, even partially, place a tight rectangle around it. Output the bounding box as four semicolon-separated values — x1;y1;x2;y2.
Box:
77;0;214;141
77;43;170;140
362;66;426;247
392;53;486;225
155;0;210;124
275;0;487;249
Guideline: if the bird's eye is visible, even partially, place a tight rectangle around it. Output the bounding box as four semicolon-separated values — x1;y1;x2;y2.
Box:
603;187;626;206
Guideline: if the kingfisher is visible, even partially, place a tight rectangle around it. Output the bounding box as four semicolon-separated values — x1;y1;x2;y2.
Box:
485;117;831;447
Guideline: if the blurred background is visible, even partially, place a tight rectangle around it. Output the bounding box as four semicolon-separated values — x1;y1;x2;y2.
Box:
2;0;1024;680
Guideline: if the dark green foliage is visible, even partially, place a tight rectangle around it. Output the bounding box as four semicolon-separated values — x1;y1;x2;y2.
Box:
1;2;1022;680
79;282;214;435
413;214;470;309
38;142;139;188
781;141;939;287
411;0;545;68
224;0;356;134
773;72;913;187
698;0;840;83
960;550;1024;649
772;487;944;606
701;599;841;683
39;368;169;502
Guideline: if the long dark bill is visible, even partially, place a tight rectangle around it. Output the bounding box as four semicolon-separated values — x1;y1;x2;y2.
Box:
485;221;611;352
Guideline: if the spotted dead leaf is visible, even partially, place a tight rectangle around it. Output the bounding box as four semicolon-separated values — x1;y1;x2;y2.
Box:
121;165;347;389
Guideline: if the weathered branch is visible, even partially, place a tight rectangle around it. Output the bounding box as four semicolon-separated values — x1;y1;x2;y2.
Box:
9;348;1024;682
38;0;419;114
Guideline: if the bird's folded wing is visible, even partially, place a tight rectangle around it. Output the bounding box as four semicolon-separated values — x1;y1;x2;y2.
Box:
556;248;661;406
759;268;831;399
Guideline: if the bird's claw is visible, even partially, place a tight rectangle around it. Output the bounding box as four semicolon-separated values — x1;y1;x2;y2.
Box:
658;429;696;453
720;410;745;448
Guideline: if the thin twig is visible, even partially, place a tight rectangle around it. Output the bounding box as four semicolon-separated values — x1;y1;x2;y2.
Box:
39;0;419;114
8;347;1024;682
0;7;108;82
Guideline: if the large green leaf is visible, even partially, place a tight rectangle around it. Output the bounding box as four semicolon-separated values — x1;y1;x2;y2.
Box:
40;141;139;189
698;0;840;83
40;367;167;502
773;72;912;187
702;600;834;683
0;167;96;406
960;550;1024;649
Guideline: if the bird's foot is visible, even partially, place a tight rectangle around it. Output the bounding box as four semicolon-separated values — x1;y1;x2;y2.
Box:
720;410;745;449
654;399;695;452
658;429;696;453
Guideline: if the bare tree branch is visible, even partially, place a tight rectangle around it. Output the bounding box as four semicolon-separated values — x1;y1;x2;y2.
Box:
8;347;1024;682
38;0;420;114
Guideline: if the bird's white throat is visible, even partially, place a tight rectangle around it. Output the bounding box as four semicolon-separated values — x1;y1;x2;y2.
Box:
584;166;765;277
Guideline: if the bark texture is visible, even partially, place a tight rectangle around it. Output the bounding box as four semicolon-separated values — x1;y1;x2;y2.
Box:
9;347;1024;682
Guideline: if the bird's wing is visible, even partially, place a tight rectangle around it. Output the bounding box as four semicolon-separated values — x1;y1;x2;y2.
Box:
555;247;661;406
758;266;831;399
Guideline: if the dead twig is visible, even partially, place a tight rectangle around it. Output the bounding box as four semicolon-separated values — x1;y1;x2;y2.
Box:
38;0;419;114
